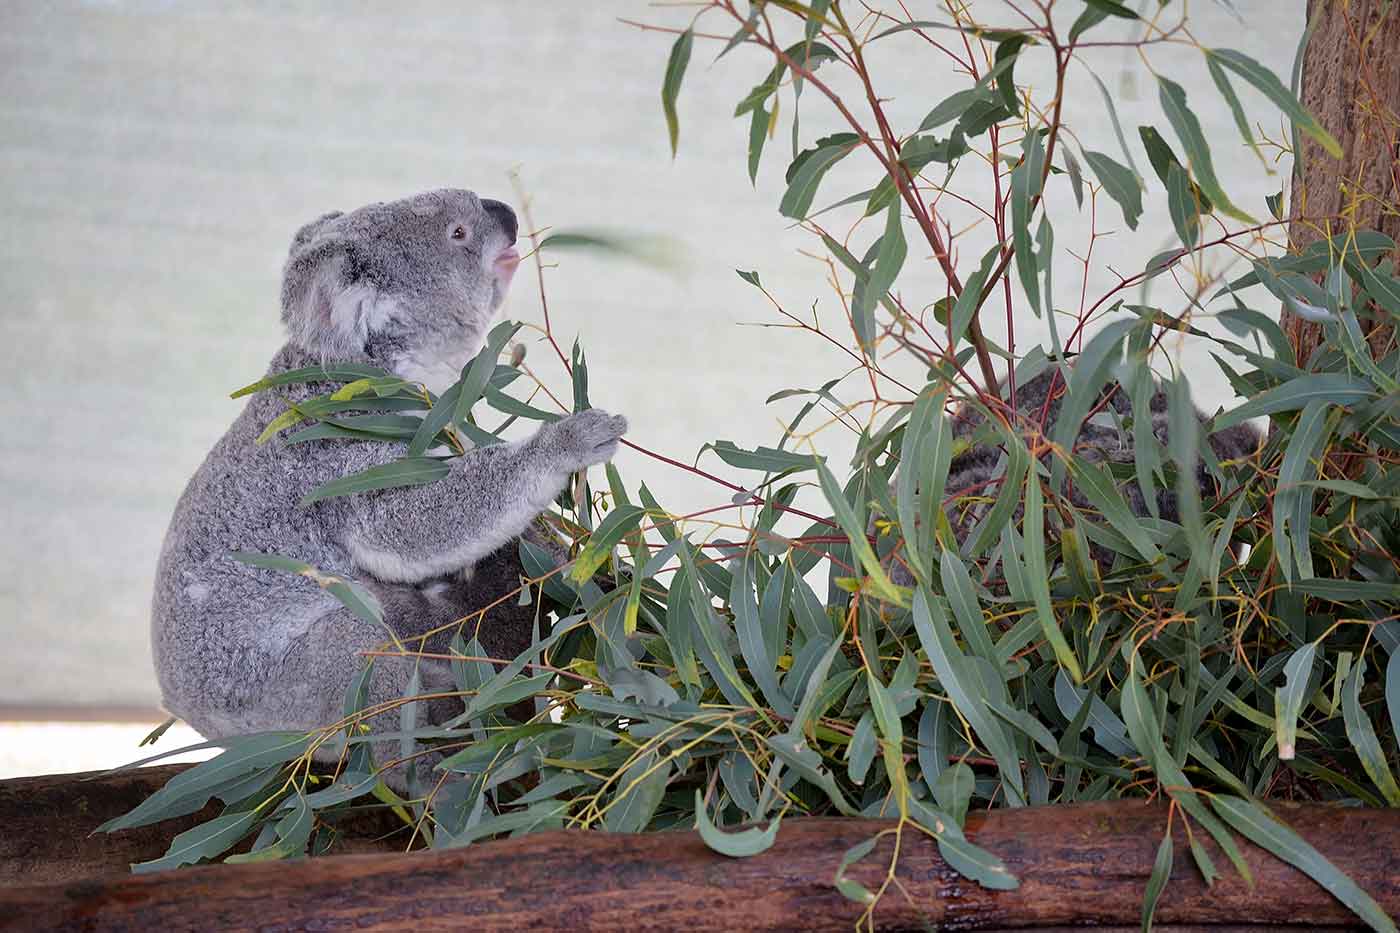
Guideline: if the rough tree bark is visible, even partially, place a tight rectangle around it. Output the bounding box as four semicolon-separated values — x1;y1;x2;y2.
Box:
0;765;407;887
2;798;1397;932
1286;0;1400;362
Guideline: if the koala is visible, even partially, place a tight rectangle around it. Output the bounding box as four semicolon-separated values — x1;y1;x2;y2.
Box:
151;189;627;784
887;362;1261;579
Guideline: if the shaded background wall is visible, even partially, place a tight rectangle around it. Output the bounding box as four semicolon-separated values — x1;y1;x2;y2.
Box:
0;1;1299;712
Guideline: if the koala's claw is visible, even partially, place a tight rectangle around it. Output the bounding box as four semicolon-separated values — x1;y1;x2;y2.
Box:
546;409;628;472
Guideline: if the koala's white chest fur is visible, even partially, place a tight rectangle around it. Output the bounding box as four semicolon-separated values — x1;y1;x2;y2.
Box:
396;355;469;397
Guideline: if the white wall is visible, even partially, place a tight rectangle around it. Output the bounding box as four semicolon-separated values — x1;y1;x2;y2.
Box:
0;1;1301;708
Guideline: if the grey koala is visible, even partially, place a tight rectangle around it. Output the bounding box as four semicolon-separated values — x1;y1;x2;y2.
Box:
888;363;1261;578
152;189;627;781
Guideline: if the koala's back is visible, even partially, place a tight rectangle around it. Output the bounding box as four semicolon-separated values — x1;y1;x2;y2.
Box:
151;345;386;716
940;365;1259;554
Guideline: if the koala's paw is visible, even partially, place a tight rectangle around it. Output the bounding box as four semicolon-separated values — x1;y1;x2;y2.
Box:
545;409;628;473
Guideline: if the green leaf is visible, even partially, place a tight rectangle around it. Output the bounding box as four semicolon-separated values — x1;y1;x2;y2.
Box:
694;789;782;856
300;457;450;507
1207;48;1341;158
1082;0;1138;18
1123;652;1253;885
766;733;856;815
1157;76;1252;223
569;504;646;584
897;131;969;174
451;321;521;433
1388;649;1400;752
237;556;388;633
939;547;996;665
445;800;569;847
98;733;308;834
1290;579;1400;602
993;35;1030;115
918;89;980;132
948;245;1001;351
911;588;1025;804
896;386;951;582
1141;831;1175;932
833;835;879;904
1082;150;1142;229
132;809;261;873
932;761;974;826
1063;147;1085;208
732;556;795;719
1211;796;1396;933
907;797;1020;890
815;456;904;604
747;104;772;184
1342;658;1400;806
1068;458;1162;564
1068;6;1111;43
1358;263;1400;319
1085;67;1143;178
704;440;819;473
1011;129;1045;311
329;376;415;401
1274;641;1317;760
846;711;877;785
1214;374;1375;430
404;380;463;457
661;29;694;157
230;363;392;399
1166;162;1202;249
866;670;904;750
964;425;1030;558
677;545;765;714
1205;56;1265;166
780;133;859;219
1273;400;1333;581
1167;376;1207;561
1055;670;1136;757
986;698;1060;756
228;551;312;575
285;414;424;445
852;201;907;353
225;794;313;863
571;340;591;412
1021;476;1082;682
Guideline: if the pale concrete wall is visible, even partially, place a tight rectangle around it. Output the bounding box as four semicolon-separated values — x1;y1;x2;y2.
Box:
0;1;1300;708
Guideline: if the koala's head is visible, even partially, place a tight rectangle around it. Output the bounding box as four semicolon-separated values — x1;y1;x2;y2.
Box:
280;188;520;393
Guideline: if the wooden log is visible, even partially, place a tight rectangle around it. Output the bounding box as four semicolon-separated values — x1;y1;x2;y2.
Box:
2;797;1396;932
0;764;405;887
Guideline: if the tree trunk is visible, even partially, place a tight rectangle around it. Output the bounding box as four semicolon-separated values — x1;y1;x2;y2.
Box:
1286;0;1400;362
2;788;1397;932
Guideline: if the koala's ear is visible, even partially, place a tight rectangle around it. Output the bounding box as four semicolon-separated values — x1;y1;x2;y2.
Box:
289;211;344;254
280;235;394;360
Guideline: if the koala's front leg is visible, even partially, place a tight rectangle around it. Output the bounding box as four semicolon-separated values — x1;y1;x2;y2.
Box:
344;409;627;583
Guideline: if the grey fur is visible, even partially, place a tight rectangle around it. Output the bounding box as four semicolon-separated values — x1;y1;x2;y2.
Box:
152;189;625;784
889;364;1261;580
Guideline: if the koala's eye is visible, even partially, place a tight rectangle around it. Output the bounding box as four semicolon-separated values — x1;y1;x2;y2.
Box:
450;225;467;240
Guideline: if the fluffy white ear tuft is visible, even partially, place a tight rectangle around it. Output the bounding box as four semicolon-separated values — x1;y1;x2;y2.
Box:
280;239;398;359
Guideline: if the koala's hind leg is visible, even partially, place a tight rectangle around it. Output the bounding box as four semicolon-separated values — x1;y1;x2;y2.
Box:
273;606;463;791
368;542;546;723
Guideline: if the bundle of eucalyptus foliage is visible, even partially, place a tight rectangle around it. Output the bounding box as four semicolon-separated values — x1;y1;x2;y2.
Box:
106;3;1398;929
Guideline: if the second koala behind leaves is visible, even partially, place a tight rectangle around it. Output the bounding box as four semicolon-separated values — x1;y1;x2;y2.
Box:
888;363;1261;582
151;189;627;787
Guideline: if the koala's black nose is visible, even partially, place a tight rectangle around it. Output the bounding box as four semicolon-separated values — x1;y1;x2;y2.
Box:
483;199;518;244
